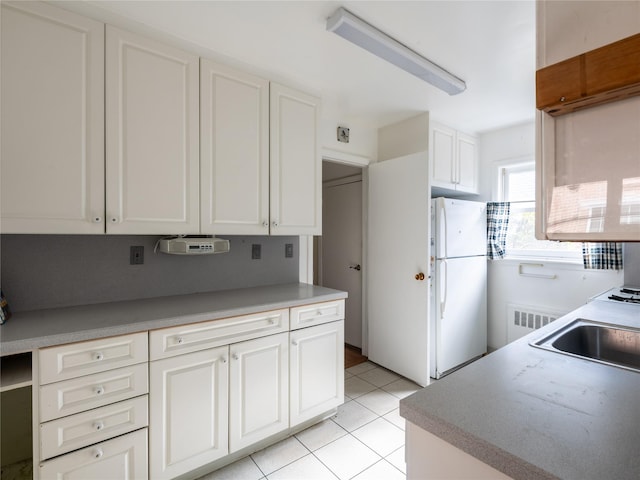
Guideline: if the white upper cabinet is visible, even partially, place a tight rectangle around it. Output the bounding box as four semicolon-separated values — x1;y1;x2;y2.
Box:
429;121;478;195
105;26;200;235
0;1;105;234
270;83;322;235
200;60;270;235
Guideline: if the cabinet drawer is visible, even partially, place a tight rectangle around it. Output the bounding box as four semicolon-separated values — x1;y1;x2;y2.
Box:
290;300;345;330
40;395;148;460
39;332;148;385
39;427;148;480
40;363;149;422
150;309;289;360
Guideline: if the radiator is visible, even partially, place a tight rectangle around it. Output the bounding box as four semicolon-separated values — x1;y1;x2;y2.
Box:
506;304;566;343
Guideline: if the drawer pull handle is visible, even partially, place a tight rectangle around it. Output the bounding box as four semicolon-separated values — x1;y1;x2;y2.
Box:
93;448;103;459
93;352;104;361
176;337;184;345
94;386;105;396
93;421;105;431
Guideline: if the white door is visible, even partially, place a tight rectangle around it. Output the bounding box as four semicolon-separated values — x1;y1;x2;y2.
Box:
433;256;487;378
270;83;321;235
1;1;105;234
290;321;344;426
39;428;148;480
106;26;200;234
149;347;229;480
200;59;270;235
456;132;478;194
322;179;363;348
229;333;288;452
368;152;431;387
429;122;456;190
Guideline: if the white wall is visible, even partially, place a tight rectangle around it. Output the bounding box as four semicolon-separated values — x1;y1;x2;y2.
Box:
320;118;377;164
479;122;623;350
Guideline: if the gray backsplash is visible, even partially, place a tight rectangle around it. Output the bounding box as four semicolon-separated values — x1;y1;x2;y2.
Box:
0;235;299;312
623;242;640;287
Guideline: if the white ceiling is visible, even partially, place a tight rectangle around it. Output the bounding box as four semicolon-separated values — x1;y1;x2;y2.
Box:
62;0;536;134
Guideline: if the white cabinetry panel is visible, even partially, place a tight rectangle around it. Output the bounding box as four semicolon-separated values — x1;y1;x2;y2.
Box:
149;346;229;480
106;26;199;234
290;321;344;426
200;59;270;235
229;333;289;452
270;83;322;235
39;428;148;480
429;121;478;195
0;1;105;234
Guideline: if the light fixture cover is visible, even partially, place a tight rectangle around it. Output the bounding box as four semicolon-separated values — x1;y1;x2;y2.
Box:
327;7;466;95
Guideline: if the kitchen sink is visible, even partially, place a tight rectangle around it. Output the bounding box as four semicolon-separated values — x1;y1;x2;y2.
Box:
531;319;640;372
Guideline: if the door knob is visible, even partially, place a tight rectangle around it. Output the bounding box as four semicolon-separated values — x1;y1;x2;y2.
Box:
415;272;425;281
349;264;361;271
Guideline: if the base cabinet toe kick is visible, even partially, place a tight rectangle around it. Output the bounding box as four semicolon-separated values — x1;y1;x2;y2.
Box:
24;299;344;480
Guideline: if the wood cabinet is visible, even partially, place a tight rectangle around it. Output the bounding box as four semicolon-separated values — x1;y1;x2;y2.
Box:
229;333;289;452
106;26;200;235
535;3;640;241
290;320;344;426
200;60;270;235
430;122;478;194
536;33;640;116
0;1;105;234
270;83;322;235
149;346;229;480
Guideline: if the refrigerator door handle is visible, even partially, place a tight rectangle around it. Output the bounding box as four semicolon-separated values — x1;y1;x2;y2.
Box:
440;259;447;319
441;201;448;260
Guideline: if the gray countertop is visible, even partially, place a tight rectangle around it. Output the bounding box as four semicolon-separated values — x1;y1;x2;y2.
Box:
0;283;347;355
400;299;640;480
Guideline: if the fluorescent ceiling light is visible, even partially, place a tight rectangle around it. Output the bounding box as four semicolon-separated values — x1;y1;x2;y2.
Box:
327;7;466;95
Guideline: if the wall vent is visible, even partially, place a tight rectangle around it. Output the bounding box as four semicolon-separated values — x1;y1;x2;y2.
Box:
506;304;567;343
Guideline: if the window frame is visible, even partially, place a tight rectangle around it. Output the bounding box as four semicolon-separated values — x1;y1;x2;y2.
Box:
496;159;582;263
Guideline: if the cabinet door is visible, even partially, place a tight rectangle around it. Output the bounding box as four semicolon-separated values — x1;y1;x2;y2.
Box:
455;132;478;194
1;1;104;234
290;321;344;426
106;26;199;235
39;428;148;480
200;60;270;235
229;333;288;452
429;122;456;190
149;347;228;480
270;83;321;235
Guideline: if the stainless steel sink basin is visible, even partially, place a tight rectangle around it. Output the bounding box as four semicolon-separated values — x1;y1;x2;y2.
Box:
531;319;640;372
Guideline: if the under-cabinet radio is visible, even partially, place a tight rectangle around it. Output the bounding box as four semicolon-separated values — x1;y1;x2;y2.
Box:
158;236;230;255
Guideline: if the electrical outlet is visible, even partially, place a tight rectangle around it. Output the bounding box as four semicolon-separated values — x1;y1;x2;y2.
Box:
285;243;294;258
130;246;144;265
252;244;261;260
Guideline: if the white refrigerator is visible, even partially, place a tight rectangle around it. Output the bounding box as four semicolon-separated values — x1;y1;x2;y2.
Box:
430;197;487;379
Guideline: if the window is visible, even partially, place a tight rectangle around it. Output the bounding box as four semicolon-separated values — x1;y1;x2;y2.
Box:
499;161;581;261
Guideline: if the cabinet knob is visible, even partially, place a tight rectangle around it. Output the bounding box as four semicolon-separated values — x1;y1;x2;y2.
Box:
292;340;298;346
263;221;269;227
94;386;105;396
93;216;102;223
272;221;279;227
221;356;227;363
110;217;118;223
176;336;184;345
268;318;276;325
93;421;105;431
93;352;104;361
232;353;239;361
93;448;103;459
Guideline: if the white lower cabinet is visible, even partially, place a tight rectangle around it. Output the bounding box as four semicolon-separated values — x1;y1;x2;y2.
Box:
229;332;289;452
149;346;229;480
39;427;148;480
290;320;344;427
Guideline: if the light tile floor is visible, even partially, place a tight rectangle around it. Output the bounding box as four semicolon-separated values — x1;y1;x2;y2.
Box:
198;361;421;480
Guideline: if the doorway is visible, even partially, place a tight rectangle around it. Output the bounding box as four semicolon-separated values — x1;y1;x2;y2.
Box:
317;161;364;352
